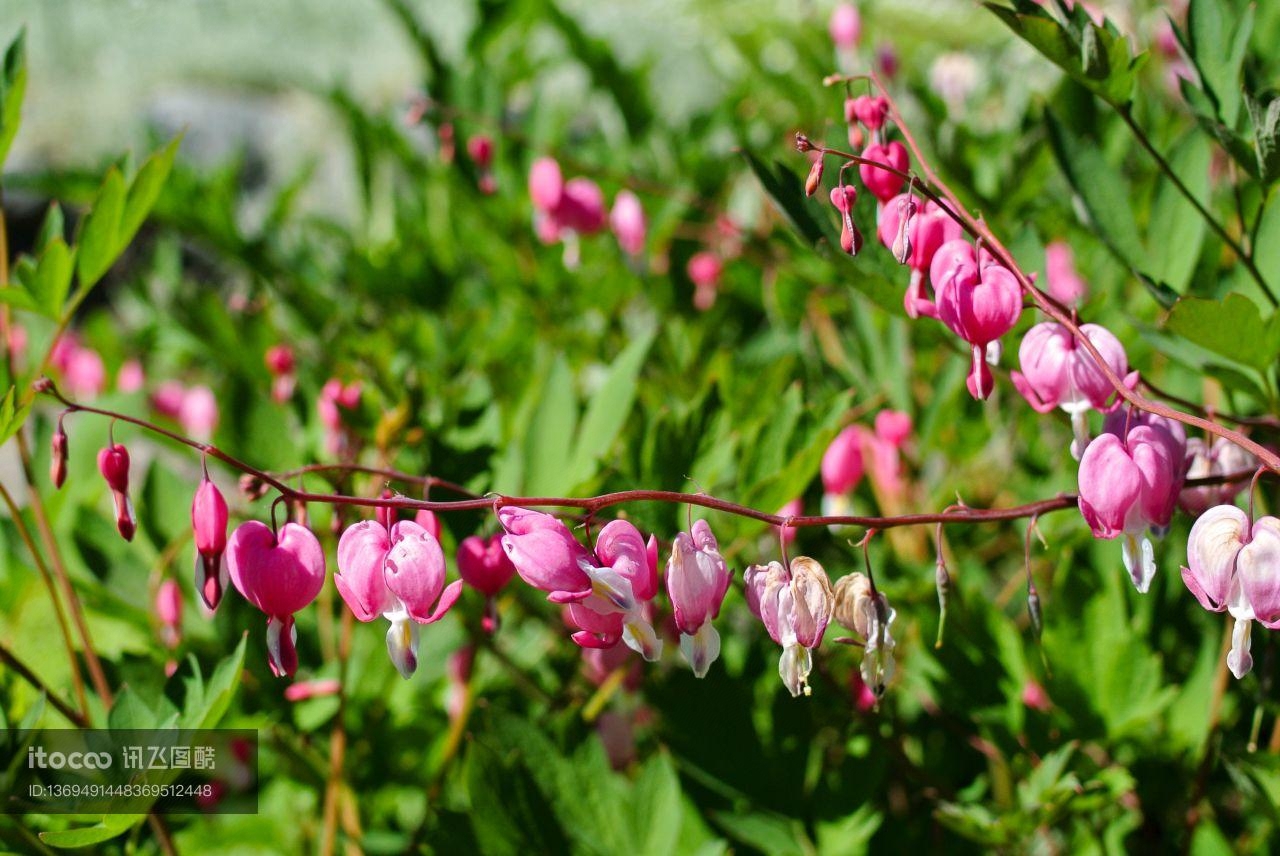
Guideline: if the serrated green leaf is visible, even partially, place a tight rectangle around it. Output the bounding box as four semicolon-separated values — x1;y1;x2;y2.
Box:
1165;293;1280;370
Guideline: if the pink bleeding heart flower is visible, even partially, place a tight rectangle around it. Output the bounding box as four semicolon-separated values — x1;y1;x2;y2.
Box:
1078;417;1184;593
98;443;136;541
51;334;106;399
553;178;607;234
1180;437;1256;515
336;519;463;678
821;424;868;520
829;2;861;50
265;345;296;404
1044;241;1087;305
151;381;186;421
192;476;230;611
850;95;889;131
528;157;564;212
858;141;908;205
499;508;662;660
227;521;327;678
666;520;732;677
610;190;647;257
1011;322;1138;457
414;509;442;540
467;134;494;170
744;557;834;697
931;239;1023;400
457;533;518;633
1181;505;1280;678
877;193;963;318
179;385;219;442
117;359;145;394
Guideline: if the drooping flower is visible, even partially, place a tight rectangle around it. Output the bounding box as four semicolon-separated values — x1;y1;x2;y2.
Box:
227;521;327;677
265;345;296;404
666;520;732;677
858;141;909;205
457;533;518;633
98;443;135;541
192;476;230;610
1044;241;1087;305
499;508;662;660
876;193;963;318
1011;322;1138;457
745;557;834;697
1078;416;1184;593
1181;505;1280;678
832;572;897;698
1179;437;1256;515
335;519;463;678
931;239;1023;399
688;251;723;311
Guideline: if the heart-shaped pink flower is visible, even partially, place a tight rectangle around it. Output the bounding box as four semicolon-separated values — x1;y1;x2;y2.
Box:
227;521;326;677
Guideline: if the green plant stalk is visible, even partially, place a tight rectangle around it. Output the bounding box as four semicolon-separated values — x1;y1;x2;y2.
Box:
0;479;87;717
1117;104;1277;308
13;429;113;706
0;640;87;726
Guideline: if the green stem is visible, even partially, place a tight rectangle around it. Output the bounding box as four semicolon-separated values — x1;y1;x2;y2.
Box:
1118;105;1277;308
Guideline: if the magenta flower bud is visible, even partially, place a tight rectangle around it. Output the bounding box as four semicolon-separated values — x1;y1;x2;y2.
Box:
1044;241;1086;305
858;141;908;205
458;533;517;633
50;417;68;490
265;344;295;376
528;157;564;212
666;520;731;677
610;190;647;256
687;251;723;290
192;477;230;611
97;443;135;541
1180;438;1256;515
227;521;327;678
804;156;825;197
1181;505;1280;678
1078;424;1183;593
829;2;861;50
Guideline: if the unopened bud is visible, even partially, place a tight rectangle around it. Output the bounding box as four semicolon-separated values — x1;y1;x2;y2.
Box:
50;417;68;489
805;158;825;197
33;377;53;394
892;197;917;265
843;98;858;125
840;217;864;256
935;559;950;649
98;444;135;542
1027;584;1043;640
239;473;269;500
847;124;864;150
794;132;813;153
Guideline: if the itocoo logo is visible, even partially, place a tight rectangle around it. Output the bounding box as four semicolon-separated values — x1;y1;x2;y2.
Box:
27;746;112;769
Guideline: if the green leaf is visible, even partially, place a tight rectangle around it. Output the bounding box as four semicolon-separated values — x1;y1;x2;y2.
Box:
711;811;810;856
182;633;246;730
0;385;31;446
815;804;882;856
106;687;157;731
568;328;655;487
35;202;64;255
1180;78;1258;178
120;136;180;245
75;167;127;290
15;237;76;317
1165;293;1280;371
985;1;1147;108
0;29;27;167
741;151;827;248
1144;133;1209;290
39;814;145;848
521;356;577;495
1186;0;1252;124
632;751;683;856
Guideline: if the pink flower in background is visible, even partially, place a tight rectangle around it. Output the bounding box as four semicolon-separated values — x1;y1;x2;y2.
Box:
528;157;563;211
745;557;834;697
414;509;442;540
284;678;341;702
821;424;867;518
265;345;296;403
528;157;607;246
1022;680;1053;712
227;521;327;677
688;251;723;311
829;3;862;50
1182;505;1280;678
179;385;219;441
776;497;803;547
876;43;899;80
335;519;463;678
610;190;647;257
319;379;362;455
458;533;518;633
1180;437;1256;515
666;520;731;677
151;381;186;420
117;359;145;393
51;334;106;399
582;641;643;691
156;579;182;650
1044;241;1087;305
445;646;474;721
